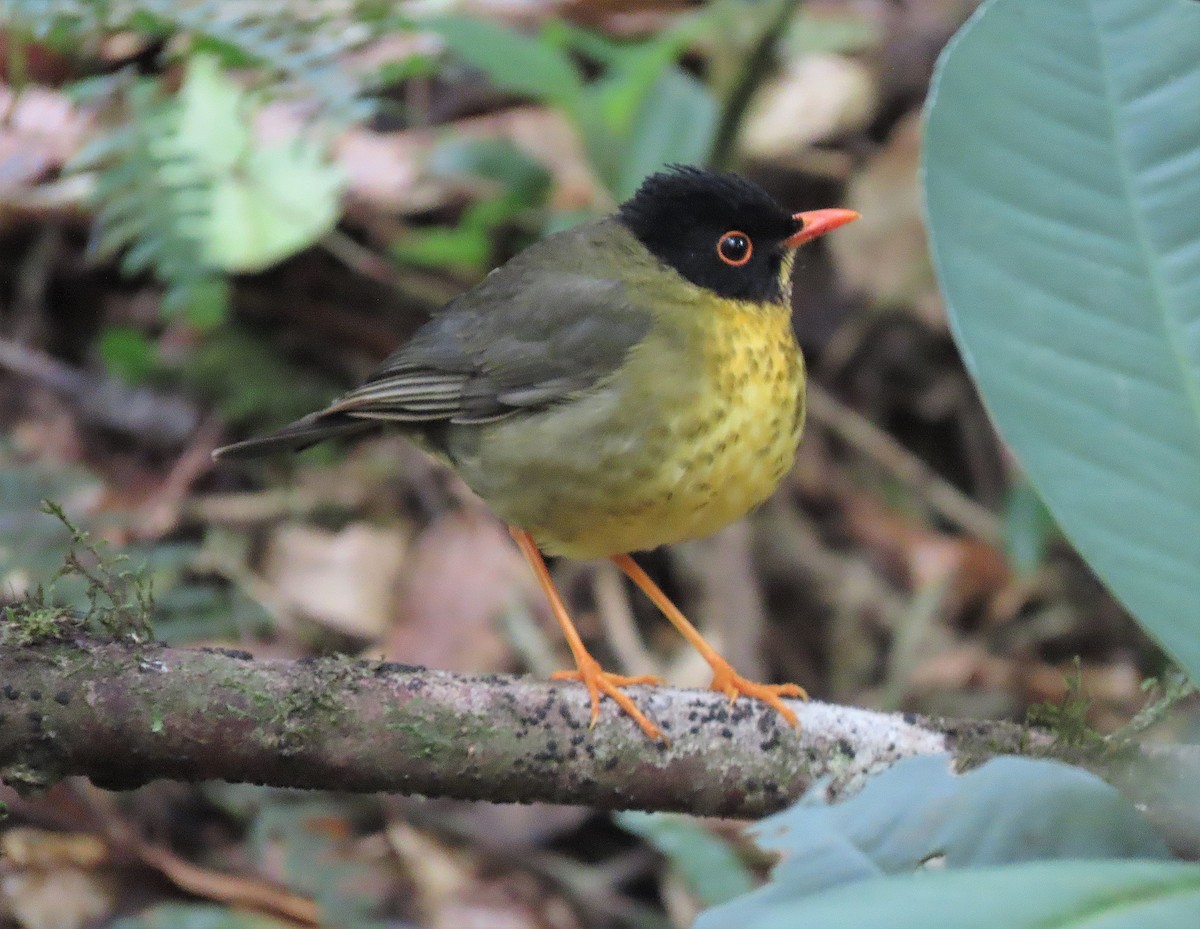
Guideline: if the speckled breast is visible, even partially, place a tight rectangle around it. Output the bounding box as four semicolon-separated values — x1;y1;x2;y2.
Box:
527;303;806;558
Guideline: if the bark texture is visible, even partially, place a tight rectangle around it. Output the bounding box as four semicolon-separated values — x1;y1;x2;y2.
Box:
1;638;983;811
2;637;1194;854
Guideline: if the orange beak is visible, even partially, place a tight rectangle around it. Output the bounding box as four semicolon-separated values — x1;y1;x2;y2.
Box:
784;208;860;248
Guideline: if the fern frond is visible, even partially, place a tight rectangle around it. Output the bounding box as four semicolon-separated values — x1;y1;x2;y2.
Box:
139;0;375;121
4;0;381;121
73;75;223;321
70;56;343;322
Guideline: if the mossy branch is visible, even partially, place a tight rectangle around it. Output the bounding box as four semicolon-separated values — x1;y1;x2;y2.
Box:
1;636;1197;854
0;636;940;810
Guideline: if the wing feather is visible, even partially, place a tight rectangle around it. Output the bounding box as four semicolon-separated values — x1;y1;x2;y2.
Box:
213;219;653;459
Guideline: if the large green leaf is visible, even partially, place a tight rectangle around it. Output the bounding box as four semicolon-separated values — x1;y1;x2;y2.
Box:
594;67;717;200
427;16;584;113
616;811;756;907
698;861;1200;929
695;755;1169;928
924;0;1200;680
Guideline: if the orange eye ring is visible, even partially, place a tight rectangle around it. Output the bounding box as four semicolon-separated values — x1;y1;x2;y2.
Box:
717;231;753;267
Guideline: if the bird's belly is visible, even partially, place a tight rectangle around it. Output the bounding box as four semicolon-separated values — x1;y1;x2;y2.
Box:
473;311;806;559
570;388;803;557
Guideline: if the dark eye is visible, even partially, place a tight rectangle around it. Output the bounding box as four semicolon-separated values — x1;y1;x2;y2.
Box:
717;231;752;267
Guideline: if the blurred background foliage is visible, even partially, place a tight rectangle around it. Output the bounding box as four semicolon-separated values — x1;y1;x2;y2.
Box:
1;1;1197;928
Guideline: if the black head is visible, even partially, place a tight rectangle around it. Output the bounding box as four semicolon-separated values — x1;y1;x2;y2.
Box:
617;166;803;304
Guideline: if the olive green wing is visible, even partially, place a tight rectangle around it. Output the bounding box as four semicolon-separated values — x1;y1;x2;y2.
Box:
213;226;653;460
336;264;651;424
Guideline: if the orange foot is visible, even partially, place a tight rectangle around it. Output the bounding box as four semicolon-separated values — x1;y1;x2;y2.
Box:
552;653;664;741
709;659;808;728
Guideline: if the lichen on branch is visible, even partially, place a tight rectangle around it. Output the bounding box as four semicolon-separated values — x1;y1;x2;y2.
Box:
1;635;951;813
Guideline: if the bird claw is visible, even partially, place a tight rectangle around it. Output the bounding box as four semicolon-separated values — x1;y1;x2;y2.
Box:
552;658;665;741
709;664;807;728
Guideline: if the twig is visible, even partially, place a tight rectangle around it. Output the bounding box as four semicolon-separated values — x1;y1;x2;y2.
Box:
0;336;201;447
672;523;768;681
320;229;462;306
3;635;1197;857
77;782;321;926
709;0;805;169
135;417;225;538
805;383;1004;543
592;561;661;680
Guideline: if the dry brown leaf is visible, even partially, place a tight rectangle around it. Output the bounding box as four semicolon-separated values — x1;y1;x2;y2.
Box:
0;827;115;929
263;522;410;640
61;783;322;927
385;507;533;672
433;898;544;929
661;869;703;929
741;54;877;160
1023;660;1144;729
827;110;941;319
256;102;600;217
387;822;570;929
390;799;589;855
386;822;474;923
905;646;1140;729
0;84;94;196
8;398;89;467
0;868;116;929
843;492;1009;622
0;830;108;870
1079;662;1142;705
906;642;1017;694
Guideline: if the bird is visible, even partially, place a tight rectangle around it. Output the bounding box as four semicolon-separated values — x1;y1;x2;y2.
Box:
213;165;858;741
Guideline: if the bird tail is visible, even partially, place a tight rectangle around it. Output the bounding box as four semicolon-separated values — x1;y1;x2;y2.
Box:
211;411;376;461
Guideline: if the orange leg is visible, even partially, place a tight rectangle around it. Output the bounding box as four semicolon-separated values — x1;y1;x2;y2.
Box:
611;554;807;727
510;528;665;740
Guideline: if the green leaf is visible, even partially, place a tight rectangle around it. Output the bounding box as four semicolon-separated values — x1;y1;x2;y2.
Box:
75;75;224;318
923;0;1200;681
206;138;344;271
98;327;157;384
172;53;247;175
1003;478;1057;575
696;755;1169;927
397;139;551;273
169;276;231;330
426;137;552;204
698;860;1200;929
593;67;718;200
392;224;491;273
616;811;756;907
427;16;584;112
580;21;703;135
166;55;344;273
246;800;391;928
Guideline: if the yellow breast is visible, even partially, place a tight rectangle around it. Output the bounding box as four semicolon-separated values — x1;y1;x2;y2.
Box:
529;298;805;558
